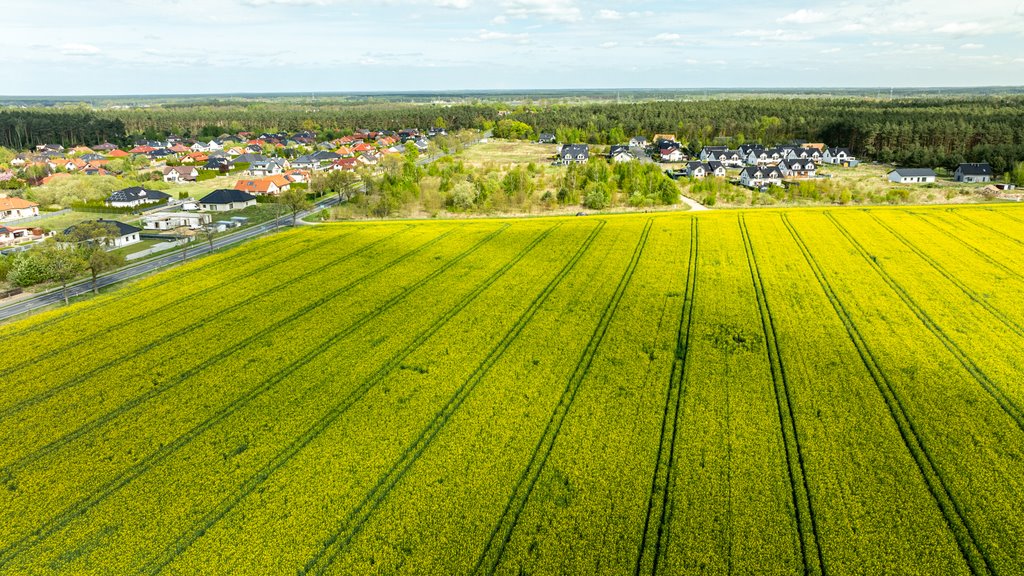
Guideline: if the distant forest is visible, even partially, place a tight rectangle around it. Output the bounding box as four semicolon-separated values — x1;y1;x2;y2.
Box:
1;96;1022;173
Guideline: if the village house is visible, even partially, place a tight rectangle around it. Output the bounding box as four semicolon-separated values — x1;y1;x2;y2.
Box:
778;159;817;179
106;186;172;208
888;168;937;184
234;178;281;196
704;149;744;168
822;147;856;165
142;212;212;231
64;219;142;248
659;145;685;163
739;165;784;188
163;166;199;183
684;161;727;179
954;163;993;183
629;136;649;148
609;145;635;163
0;225;45;247
538;133;557;144
199;189;257;212
556;144;590;165
0;197;40;221
248;158;288;177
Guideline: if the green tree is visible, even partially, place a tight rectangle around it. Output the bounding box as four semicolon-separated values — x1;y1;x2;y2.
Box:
280;187;312;226
38;238;87;306
64;220;125;294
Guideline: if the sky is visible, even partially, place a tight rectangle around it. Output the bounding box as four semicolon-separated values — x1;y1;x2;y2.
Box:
4;0;1024;95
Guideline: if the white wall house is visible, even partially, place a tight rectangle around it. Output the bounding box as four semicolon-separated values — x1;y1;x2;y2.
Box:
198;189;257;212
143;212;212;230
0;197;40;222
888;168;936;184
739;166;783;188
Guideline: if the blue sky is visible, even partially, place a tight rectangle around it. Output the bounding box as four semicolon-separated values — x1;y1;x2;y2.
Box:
5;0;1024;95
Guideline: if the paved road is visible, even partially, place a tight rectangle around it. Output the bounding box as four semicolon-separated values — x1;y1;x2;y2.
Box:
0;197;340;323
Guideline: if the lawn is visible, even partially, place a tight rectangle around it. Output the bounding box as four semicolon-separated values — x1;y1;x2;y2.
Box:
456;139;559;167
2;205;1024;574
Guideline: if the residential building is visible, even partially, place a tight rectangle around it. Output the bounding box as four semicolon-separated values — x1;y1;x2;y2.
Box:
0;197;40;221
778;159;817;179
822;147;856;165
142;212;212;231
954;163;993;183
538;133;557;144
163;166;199;183
234;178;281;196
199;189;257;212
556;144;589;165
0;225;45;247
106;187;172;208
64;219;142;248
739;166;784;188
684;161;726;179
888;168;937;184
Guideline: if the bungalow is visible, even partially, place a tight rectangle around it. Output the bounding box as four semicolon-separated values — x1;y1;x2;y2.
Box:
199;189;257;212
106;186;172;208
822;147;856;165
556;144;589;165
64;219;142;248
954;163;993;183
739;166;784;188
778;159;817;179
234;178;281;196
142;212;212;231
538;133;557;144
163;166;199;183
888;168;936;184
0;197;40;221
0;225;45;247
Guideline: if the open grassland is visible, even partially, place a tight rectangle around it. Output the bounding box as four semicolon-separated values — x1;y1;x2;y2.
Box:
457;139;559;167
2;205;1024;575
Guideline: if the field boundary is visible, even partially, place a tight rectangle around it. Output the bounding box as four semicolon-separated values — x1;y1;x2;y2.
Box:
781;214;992;576
739;214;824;576
635;218;698;576
0;229;363;380
140;222;575;574
0;224;510;568
472;219;653;576
826;212;1024;434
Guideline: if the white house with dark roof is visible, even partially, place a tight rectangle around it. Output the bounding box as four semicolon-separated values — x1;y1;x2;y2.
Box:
822;147;856;165
64;219;142;248
778;159;817;179
684;161;727;179
888;168;937;184
199;189;257;212
555;144;589;165
106;187;172;208
954;163;993;183
739;165;784;188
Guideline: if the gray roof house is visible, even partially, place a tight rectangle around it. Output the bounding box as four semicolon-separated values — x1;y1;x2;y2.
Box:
199;189;258;212
106;187;172;208
556;144;589;165
954;163;993;183
888;168;937;184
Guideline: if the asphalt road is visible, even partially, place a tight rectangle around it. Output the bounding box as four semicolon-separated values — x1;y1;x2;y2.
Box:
0;197;339;323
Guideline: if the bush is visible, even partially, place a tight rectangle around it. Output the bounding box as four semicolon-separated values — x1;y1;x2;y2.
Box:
7;252;48;287
584;187;609;210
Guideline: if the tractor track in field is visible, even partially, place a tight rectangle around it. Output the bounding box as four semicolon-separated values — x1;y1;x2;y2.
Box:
293;221;607;576
141;222;576;575
951;210;1024;248
0;229;361;380
826;212;1024;435
781;214;993;576
0;230;301;340
866;212;1024;340
0;224;506;569
635;218;698;576
472;219;652;576
905;211;1024;282
740;214;824;576
0;226;414;429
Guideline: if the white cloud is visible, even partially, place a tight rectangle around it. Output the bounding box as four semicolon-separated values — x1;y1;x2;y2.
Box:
434;0;472;8
777;9;827;24
653;33;681;41
820;47;841;54
838;23;865;32
960;43;985;49
597;9;622;20
934;22;986;35
736;29;815;42
600;41;619;48
456;28;530;43
60;43;102;56
242;0;332;5
502;0;581;22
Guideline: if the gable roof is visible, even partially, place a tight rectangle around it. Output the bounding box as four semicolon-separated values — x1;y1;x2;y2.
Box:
0;197;39;211
107;187;171;203
956;163;993;176
200;189;256;204
890;168;937;178
64;218;141;237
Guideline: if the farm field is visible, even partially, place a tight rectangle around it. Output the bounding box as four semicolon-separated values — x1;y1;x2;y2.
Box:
2;205;1024;574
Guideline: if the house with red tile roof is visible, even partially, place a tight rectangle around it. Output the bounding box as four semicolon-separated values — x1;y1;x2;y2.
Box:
0;197;40;221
